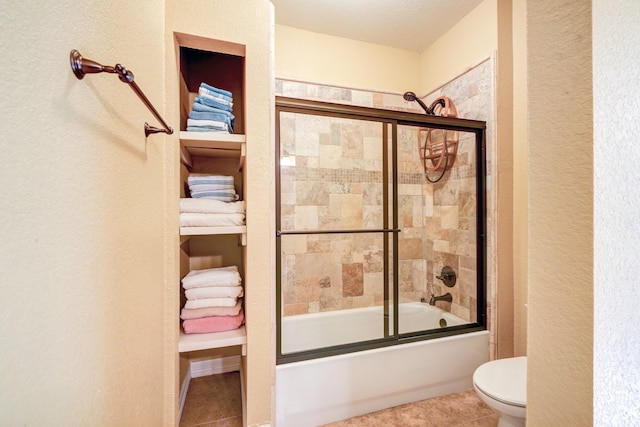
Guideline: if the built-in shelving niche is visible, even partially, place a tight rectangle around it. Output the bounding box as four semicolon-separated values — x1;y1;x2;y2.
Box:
175;35;248;424
178;37;245;134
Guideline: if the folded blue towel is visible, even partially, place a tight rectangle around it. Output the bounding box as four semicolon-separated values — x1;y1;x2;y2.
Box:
189;111;234;129
200;83;233;99
188;175;235;187
187;119;229;134
195;96;233;113
199;87;233;104
191;102;235;119
199;89;233;107
190;191;240;202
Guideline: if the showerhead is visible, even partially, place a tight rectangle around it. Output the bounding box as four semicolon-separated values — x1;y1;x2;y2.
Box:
403;90;433;115
403;91;418;102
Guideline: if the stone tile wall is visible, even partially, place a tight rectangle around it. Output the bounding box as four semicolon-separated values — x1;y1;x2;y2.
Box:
277;55;496;330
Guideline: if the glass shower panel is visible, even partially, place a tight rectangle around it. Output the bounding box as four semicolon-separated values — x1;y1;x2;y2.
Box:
278;111;392;354
279;112;386;232
279;231;393;354
396;127;479;334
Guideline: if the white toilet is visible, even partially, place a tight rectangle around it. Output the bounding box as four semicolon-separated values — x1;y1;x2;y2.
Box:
473;356;527;427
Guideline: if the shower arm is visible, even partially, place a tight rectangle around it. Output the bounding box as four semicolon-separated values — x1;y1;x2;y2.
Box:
70;49;173;137
403;91;446;116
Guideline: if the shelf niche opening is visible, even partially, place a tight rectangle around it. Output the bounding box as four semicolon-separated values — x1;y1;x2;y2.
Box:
179;44;245;135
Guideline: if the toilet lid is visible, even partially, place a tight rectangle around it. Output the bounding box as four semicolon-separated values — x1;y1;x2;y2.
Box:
473;356;527;408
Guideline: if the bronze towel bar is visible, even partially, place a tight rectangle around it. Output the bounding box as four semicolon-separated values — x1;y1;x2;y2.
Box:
70;49;173;137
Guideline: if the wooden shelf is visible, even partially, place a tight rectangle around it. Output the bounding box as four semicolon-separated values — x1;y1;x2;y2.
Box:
180;132;246;169
179;325;246;355
179;226;247;245
180;225;246;236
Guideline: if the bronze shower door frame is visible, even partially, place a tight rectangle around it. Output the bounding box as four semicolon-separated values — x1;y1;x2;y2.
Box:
275;96;487;364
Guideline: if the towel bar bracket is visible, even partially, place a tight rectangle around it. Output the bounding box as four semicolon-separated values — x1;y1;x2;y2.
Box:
70;49;173;137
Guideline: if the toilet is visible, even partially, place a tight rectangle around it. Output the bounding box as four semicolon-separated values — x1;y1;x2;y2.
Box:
473;356;527;427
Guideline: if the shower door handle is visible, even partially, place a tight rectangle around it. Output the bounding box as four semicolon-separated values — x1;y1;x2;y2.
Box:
277;228;401;236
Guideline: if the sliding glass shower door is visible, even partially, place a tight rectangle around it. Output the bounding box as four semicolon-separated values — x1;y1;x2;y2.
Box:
277;109;396;355
276;97;486;364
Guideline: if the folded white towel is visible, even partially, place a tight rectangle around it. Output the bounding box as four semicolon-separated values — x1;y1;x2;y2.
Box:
182;266;241;289
187;118;229;132
179;213;245;227
180;199;246;214
184;297;238;309
185;285;244;300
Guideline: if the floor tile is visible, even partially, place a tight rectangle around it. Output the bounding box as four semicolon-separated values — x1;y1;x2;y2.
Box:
322;389;497;427
180;373;498;427
180;372;242;427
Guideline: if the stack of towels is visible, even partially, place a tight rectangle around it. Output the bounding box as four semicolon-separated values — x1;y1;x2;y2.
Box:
187;174;240;202
187;82;234;134
181;265;245;334
181;174;244;227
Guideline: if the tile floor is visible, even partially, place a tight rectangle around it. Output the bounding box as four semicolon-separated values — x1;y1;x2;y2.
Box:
321;390;498;427
180;372;243;427
180;372;498;427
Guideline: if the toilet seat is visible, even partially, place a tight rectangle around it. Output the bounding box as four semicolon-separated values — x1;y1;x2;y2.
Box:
473;356;527;408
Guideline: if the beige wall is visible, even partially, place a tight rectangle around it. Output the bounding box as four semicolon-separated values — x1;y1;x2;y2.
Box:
512;0;528;357
0;0;170;425
419;0;498;94
275;25;421;93
527;1;593;425
165;1;275;425
494;0;514;359
275;0;498;98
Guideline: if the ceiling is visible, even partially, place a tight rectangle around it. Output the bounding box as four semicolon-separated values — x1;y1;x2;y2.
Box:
270;0;484;52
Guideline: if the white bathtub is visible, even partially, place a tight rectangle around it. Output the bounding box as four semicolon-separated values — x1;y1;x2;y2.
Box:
275;303;489;427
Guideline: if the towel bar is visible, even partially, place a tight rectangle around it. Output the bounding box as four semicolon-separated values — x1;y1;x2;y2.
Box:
70;49;173;137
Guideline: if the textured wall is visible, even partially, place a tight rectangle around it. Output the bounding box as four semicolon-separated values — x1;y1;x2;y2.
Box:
0;0;169;425
593;1;640;424
527;1;593;424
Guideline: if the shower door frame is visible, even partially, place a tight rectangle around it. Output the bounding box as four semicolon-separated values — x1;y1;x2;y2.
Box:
275;96;487;364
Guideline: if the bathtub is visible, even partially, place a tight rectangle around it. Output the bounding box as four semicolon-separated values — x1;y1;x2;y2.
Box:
275;302;489;427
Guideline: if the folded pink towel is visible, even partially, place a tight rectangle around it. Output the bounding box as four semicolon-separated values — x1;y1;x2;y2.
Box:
182;310;244;334
180;300;243;320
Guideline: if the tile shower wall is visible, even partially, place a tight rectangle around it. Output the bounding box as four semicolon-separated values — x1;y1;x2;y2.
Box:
279;114;388;315
277;55;496;333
